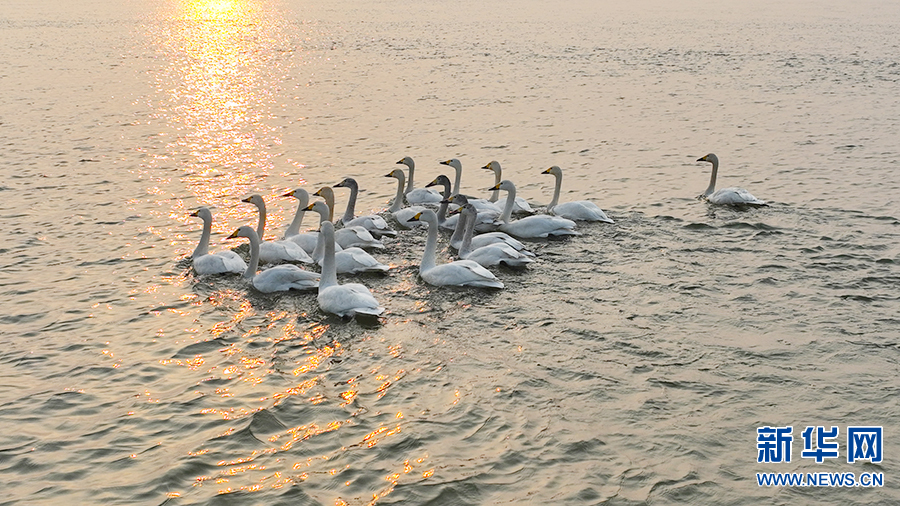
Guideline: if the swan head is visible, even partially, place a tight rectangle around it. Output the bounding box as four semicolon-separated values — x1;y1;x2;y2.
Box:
190;207;213;222
385;169;405;180
406;209;437;225
542;165;562;177
305;200;331;216
227;225;258;242
445;193;468;206
396;156;414;169
440;158;462;170
482;160;501;174
282;188;309;202
334;177;358;190
487;180;515;192
313;186;335;201
425;174;451;189
242;194;266;209
697;153;718;165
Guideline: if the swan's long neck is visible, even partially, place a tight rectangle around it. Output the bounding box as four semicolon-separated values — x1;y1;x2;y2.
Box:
405;161;415;194
311;206;328;228
342;183;357;223
500;184;516;223
704;158;719;197
324;194;335;222
458;209;477;257
548;172;563;210
389;174;405;212
489;169;501;202
452;165;462;195
435;179;451;225
193;216;212;257
244;231;260;279
312;225;325;263
285;196;308;237
254;202;267;240
421;213;439;273
320;224;338;289
449;206;468;247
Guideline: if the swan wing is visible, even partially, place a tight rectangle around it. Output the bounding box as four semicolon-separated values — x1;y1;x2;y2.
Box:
329;248;390;274
193;252;247;275
335;227;385;250
392;207;428;229
422;260;504;288
708;187;767;206
258;240;314;264
345;214;398;238
552;201;615;223
318;284;384;317
500;215;578;238
406;188;443;205
512;196;534;214
252;265;320;293
464;244;535;268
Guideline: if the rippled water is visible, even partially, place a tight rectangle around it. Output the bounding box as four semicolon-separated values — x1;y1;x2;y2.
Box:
1;0;898;504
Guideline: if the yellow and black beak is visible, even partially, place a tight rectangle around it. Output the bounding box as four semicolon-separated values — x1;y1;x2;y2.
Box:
541;167;552;174
487;183;501;191
406;212;424;223
227;229;240;239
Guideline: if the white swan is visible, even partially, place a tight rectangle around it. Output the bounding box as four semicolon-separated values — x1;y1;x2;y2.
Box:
697;153;767;206
311;221;390;274
190;207;247;275
396;156;443;205
446;196;534;255
541;166;614;223
456;204;534;269
439;158;503;213
242;194;314;264
306;199;385;251
317;221;385;318
281;188;335;255
406;209;504;289
482;161;534;214
385;169;428;229
333;177;397;238
226;226;319;293
489;180;579;238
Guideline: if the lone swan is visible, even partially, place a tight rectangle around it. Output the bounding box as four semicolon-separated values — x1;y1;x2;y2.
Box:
696;153;767;206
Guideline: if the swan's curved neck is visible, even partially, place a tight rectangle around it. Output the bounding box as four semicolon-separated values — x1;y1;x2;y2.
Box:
548;172;563;209
320;226;338;289
452;165;462;195
500;184;516;223
311;207;327;228
254;203;267;240
405;161;415;193
193;217;212;257
244;232;260;279
285;197;308;237
489;169;501;202
704;158;719;197
435;180;451;225
458;210;477;257
449;207;468;246
342;184;357;223
389;174;405;212
323;194;335;222
311;225;325;263
421;215;439;273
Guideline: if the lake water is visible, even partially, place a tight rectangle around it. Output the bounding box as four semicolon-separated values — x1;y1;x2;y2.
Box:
1;0;898;504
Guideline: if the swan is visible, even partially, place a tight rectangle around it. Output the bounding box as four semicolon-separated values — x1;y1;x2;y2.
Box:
697;153;767;205
317;221;385;319
396;156;443;205
541;166;615;223
306;200;385;251
488;180;579;238
242;194;314;264
482;161;534;214
446;196;534;255
385;169;428;229
332;177;397;238
281;188;337;255
455;204;534;269
311;221;390;274
439;158;503;213
406;209;504;289
190;207;247;275
226;226;319;293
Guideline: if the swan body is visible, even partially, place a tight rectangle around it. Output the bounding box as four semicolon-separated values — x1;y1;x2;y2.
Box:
190;207;247;275
332;178;397;238
227;226;319;293
446;197;534;255
697;153;767;206
397;156;443;205
482;161;534;214
385;169;428;229
443;193;503;234
317;221;385;318
542;166;614;223
311;224;390;274
242;194;314;264
489;180;579;238
456;204;534;269
407;209;504;289
440;158;503;213
306;200;384;250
